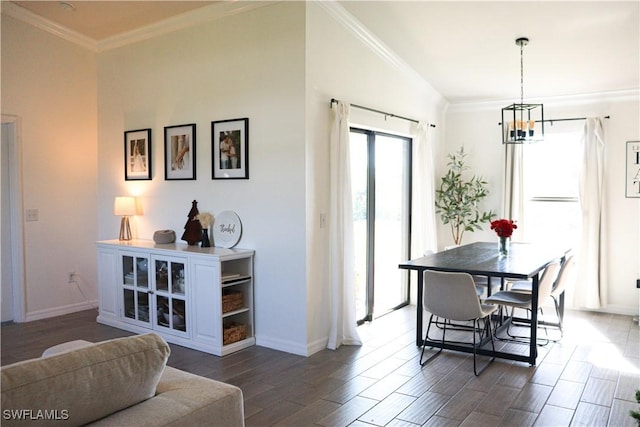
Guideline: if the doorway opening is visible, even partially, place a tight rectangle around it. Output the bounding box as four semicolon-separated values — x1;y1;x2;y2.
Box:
1;115;25;323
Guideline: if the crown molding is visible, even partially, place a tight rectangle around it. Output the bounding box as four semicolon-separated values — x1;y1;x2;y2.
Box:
315;0;443;104
1;1;276;53
446;88;640;113
97;1;276;52
1;1;97;51
315;1;412;78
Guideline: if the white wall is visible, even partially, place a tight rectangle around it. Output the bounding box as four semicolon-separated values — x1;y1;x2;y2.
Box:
97;2;309;354
1;15;98;319
445;93;640;315
305;2;446;351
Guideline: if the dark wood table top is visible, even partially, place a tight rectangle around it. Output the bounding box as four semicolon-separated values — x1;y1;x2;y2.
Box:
399;241;568;280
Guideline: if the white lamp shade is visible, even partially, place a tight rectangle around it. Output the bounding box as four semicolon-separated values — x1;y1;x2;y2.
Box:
114;196;136;216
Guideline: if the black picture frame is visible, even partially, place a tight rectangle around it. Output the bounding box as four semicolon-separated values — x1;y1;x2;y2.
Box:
626;140;640;198
164;123;196;180
212;118;249;179
124;128;152;181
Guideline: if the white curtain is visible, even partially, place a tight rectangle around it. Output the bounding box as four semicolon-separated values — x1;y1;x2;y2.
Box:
411;122;438;256
574;117;607;309
327;101;362;350
502;144;524;240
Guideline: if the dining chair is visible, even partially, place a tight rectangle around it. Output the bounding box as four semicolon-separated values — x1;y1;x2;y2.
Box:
508;252;569;293
474;275;501;299
440;247;499;298
484;260;562;345
547;254;576;337
508;254;575;338
421;270;497;376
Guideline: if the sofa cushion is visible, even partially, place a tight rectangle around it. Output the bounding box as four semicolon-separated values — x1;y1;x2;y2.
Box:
1;333;170;427
89;366;245;426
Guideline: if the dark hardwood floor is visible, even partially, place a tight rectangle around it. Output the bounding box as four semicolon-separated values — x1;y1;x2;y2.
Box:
2;305;638;426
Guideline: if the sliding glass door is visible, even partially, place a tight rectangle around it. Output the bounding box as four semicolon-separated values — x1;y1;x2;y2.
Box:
351;128;411;324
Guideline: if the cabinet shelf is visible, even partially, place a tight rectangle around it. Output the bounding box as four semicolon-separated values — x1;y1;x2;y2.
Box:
222;307;250;318
221;275;251;286
222;337;252;348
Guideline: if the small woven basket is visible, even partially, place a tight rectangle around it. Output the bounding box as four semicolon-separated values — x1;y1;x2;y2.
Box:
223;322;247;345
222;290;243;313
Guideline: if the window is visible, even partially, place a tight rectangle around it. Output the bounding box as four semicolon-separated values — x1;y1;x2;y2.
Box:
350;128;412;324
522;130;582;249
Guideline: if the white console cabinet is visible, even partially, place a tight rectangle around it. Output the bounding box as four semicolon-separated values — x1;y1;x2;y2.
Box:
96;239;254;356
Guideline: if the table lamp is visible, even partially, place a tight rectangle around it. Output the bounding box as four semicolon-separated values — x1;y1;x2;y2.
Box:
114;196;136;240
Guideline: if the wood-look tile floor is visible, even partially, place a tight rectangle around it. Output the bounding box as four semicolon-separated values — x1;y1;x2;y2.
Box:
2;305;638;426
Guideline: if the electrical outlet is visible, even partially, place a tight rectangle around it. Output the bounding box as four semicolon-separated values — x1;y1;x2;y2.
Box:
25;209;39;222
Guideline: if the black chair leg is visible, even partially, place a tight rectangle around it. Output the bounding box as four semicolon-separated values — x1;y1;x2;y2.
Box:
501;307;551;346
552;296;564;338
473;317;495;376
420;315;443;366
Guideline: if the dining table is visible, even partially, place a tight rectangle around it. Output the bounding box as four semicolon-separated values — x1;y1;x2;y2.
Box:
399;241;569;366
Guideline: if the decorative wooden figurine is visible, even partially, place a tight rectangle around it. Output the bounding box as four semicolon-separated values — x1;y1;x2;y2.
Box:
181;200;203;245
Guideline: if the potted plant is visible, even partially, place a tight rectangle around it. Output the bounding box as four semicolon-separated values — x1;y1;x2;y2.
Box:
630;390;640;426
435;146;495;245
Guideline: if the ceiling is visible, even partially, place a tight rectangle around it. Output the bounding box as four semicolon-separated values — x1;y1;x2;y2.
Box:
11;1;218;41
7;1;640;104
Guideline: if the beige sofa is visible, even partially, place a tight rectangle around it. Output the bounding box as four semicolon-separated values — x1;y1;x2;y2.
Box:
1;334;244;426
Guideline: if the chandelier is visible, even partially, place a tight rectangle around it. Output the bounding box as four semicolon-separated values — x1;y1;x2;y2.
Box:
502;37;544;144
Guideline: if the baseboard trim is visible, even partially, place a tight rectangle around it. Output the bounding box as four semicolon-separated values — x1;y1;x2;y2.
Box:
569;305;638;317
255;335;310;357
306;337;330;356
24;300;98;322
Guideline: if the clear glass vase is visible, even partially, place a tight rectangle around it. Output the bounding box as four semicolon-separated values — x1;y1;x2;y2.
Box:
498;236;508;257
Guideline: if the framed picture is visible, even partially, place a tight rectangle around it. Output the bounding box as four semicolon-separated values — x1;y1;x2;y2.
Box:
626;141;640;198
124;128;152;180
212;118;249;179
164;123;196;180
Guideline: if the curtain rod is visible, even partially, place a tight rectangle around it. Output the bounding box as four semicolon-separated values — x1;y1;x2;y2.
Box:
541;115;610;125
499;115;611;126
330;98;436;128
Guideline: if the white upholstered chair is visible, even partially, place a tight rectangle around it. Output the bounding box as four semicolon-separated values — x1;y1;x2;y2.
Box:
507;254;575;338
421;270;497;376
485;260;562;344
548;255;576;336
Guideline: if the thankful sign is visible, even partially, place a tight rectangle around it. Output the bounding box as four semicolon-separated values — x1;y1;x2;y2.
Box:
213;211;242;248
219;223;236;234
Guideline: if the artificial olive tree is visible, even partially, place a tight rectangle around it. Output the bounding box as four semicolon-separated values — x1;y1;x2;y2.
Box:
435;146;495;245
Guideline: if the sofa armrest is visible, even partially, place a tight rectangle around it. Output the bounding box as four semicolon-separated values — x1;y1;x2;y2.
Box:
88;367;244;427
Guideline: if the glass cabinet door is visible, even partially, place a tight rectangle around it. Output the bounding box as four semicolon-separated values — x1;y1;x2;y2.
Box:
155;260;169;292
153;258;187;334
121;254;150;324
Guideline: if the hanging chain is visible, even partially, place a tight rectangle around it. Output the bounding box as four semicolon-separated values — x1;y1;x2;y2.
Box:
520;42;524;105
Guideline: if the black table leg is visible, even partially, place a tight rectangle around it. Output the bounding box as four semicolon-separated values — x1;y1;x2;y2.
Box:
529;273;540;365
416;270;424;346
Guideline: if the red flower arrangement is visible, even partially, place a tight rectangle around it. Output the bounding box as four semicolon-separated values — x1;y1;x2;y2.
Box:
490;219;517;238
